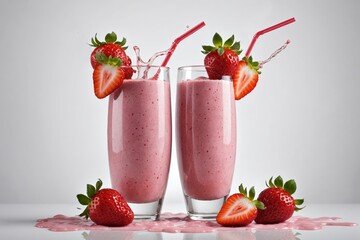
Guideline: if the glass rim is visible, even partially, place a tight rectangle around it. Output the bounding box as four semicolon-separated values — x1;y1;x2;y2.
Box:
177;65;208;71
177;65;232;82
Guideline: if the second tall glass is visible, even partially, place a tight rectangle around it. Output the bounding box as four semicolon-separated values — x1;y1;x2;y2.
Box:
108;66;172;220
176;65;237;220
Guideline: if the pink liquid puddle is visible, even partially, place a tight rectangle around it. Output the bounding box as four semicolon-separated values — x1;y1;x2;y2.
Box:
35;213;357;233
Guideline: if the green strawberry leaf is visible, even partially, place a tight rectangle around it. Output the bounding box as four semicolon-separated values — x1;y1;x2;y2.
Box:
202;45;216;53
235;50;242;55
230;41;240;51
224;35;234;48
89;33;103;47
249;186;255;200
95;52;107;64
268;176;275;188
212;33;222;48
295;206;305;211
116;37;127;47
284;179;297;195
79;206;89;219
90;37;97;47
294;198;304;205
105;32;117;43
96;179;103;191
239;184;246;195
94;34;102;45
95;52;122;66
87;184;96;198
77;194;91;206
274;176;284;188
108;56;123;66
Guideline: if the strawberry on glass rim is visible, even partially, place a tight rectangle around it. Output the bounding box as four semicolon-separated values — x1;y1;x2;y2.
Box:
233;56;261;100
255;176;305;224
90;31;133;79
77;179;134;227
216;184;264;227
202;33;242;79
93;52;125;99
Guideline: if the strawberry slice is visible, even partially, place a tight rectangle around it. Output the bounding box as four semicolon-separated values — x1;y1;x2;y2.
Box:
92;52;125;99
232;56;261;100
216;185;264;227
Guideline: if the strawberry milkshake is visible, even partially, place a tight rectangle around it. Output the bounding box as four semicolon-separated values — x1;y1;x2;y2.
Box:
176;66;236;219
108;66;172;220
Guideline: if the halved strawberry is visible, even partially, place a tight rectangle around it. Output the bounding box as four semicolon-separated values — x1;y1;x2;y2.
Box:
232;56;261;100
216;185;264;227
93;52;125;99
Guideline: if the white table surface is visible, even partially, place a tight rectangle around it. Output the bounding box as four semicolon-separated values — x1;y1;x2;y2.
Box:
0;203;359;240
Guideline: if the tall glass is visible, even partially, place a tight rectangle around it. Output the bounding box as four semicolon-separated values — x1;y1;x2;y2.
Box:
176;65;236;220
108;66;172;220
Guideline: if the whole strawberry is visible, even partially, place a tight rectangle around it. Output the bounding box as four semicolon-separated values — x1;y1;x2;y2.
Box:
77;179;134;226
202;33;242;79
90;32;133;79
255;176;304;224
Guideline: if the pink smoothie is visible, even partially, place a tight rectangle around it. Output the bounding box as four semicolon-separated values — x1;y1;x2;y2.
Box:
176;78;236;200
108;79;172;203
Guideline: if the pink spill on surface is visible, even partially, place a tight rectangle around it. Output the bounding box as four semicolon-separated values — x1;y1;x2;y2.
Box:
35;213;357;233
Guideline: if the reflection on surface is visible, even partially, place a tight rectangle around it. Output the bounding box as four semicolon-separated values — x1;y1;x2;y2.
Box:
82;230;163;240
183;230;300;240
81;228;300;240
255;230;301;240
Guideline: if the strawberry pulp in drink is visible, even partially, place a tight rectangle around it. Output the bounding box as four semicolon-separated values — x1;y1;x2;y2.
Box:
176;76;236;201
107;67;171;211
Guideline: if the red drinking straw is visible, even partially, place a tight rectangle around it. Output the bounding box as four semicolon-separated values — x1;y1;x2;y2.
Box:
245;17;296;57
160;21;206;67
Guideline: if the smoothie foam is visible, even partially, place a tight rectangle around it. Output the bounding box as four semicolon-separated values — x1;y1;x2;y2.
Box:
108;79;172;203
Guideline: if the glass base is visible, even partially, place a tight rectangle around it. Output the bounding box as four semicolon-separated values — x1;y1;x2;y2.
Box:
184;194;227;220
128;198;163;220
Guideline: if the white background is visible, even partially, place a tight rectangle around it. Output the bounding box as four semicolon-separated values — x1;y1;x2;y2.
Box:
0;0;359;207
